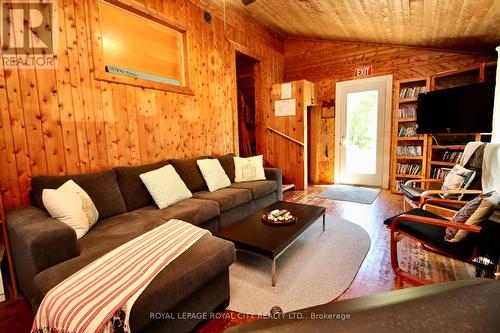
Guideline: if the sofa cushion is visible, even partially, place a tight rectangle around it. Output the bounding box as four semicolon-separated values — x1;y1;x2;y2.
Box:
169;157;208;192
193;188;252;212
135;198;220;226
33;234;235;332
31;169;126;220
129;235;234;331
215;153;236;183
114;160;169;211
230;180;277;200
79;211;166;257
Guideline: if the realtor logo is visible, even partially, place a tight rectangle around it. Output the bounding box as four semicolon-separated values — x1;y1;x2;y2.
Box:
1;0;58;68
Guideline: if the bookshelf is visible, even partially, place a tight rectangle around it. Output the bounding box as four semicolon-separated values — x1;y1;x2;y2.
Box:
390;61;496;193
426;134;483;181
390;77;429;192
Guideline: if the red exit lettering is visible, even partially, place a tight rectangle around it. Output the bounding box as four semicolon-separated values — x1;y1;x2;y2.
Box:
355;66;372;77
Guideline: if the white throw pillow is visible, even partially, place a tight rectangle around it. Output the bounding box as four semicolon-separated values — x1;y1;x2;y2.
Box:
140;165;192;209
42;180;99;239
197;159;231;192
233;155;266;182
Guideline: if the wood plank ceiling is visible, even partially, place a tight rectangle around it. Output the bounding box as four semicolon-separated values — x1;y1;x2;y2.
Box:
218;0;500;53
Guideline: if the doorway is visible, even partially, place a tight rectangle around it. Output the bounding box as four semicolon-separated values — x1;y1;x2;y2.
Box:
334;75;392;188
236;52;259;157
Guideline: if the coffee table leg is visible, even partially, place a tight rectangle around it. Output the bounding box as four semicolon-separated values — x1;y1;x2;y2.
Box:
323;214;326;231
272;258;276;287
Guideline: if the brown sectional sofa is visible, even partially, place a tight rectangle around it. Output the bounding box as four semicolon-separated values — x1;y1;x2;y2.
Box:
6;154;283;333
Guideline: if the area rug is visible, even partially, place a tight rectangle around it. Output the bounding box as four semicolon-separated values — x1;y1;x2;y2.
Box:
316;184;381;204
227;215;371;314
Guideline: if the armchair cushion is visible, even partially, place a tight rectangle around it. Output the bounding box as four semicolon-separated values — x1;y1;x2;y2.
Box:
384;208;477;259
400;184;426;201
400;184;441;202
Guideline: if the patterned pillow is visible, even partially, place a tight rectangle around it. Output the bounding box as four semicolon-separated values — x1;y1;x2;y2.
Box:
140;165;192;209
445;192;499;242
441;164;475;198
42;180;99;239
233;155;266;182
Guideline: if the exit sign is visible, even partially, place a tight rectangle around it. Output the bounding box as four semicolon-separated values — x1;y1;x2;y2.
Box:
355;66;372;77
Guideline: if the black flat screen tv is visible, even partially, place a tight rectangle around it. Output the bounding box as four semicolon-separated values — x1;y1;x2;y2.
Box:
416;81;495;134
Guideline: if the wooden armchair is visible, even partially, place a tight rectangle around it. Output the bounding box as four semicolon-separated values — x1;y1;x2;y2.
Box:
401;178;482;210
384;198;492;286
400;143;486;210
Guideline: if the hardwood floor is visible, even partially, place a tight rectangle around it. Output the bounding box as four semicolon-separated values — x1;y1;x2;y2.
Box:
0;187;475;333
195;187;475;332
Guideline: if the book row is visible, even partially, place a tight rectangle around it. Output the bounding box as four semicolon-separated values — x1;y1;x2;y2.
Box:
398;104;417;119
396;145;422;156
396;163;422;175
399;86;427;99
431;167;452;179
398;125;418;137
441;151;463;163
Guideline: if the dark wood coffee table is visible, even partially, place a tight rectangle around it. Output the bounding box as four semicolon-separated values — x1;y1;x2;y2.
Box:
216;201;326;286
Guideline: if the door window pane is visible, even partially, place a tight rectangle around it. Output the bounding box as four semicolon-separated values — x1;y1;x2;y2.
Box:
345;90;378;174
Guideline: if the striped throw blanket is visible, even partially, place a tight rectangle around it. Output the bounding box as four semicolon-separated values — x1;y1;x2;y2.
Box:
32;219;210;333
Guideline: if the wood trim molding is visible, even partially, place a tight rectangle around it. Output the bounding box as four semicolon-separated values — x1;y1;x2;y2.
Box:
230;40;265;156
266;126;304;146
285;37;495;57
228;39;264;62
334;74;393;188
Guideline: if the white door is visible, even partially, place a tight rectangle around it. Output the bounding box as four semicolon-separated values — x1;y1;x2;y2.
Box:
335;75;392;188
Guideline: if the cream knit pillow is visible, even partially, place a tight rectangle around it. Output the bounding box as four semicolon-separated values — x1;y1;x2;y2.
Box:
197;159;231;192
140;165;192;209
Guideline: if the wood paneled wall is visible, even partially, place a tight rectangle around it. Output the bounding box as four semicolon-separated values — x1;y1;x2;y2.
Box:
284;39;495;183
0;0;284;209
267;80;315;190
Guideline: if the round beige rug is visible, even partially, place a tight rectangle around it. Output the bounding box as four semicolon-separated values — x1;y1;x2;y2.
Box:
227;215;370;314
